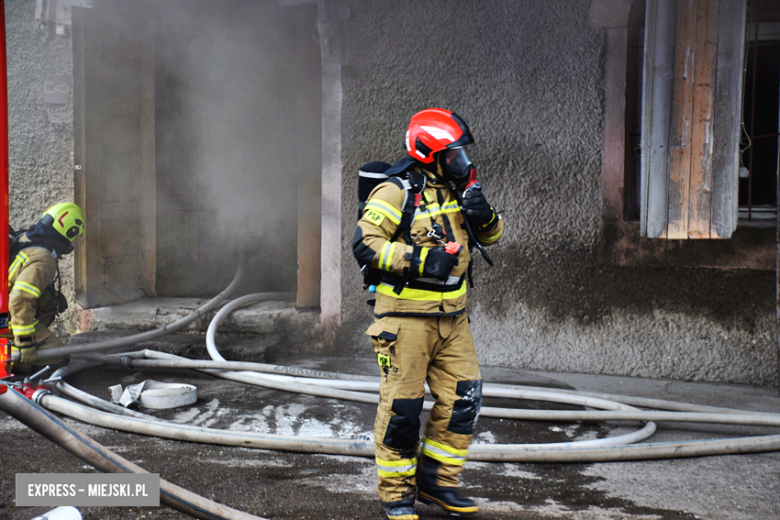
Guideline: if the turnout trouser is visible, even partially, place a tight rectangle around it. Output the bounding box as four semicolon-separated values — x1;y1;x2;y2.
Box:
366;313;482;505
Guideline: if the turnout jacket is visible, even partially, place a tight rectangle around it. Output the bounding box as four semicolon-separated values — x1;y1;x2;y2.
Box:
353;165;503;318
8;242;58;344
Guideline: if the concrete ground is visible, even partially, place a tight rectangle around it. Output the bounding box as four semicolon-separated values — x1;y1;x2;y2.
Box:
1;327;779;520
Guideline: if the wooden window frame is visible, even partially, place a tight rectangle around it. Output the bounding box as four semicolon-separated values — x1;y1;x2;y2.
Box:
593;0;776;270
641;0;745;239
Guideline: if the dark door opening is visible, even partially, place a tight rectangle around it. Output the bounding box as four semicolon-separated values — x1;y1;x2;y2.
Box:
74;0;321;308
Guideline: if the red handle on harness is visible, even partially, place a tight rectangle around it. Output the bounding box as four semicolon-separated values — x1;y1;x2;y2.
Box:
444;242;462;256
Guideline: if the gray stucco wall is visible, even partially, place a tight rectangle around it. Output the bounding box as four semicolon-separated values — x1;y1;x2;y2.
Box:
6;1;78;336
340;0;777;385
5;0;775;385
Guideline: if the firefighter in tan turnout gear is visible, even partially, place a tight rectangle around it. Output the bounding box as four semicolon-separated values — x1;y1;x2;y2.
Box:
6;202;85;373
353;109;503;520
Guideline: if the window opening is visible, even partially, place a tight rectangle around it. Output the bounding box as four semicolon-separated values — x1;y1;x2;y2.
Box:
739;32;780;221
625;27;644;222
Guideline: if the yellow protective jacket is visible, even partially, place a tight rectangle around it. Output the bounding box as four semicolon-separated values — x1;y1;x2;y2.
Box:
7;243;58;345
353;165;503;318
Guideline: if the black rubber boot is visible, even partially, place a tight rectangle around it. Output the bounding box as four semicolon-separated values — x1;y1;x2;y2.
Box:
417;487;478;517
383;500;419;520
416;454;478;516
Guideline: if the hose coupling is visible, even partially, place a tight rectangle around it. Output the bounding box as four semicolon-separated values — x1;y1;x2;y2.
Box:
31;385;52;404
119;356;134;370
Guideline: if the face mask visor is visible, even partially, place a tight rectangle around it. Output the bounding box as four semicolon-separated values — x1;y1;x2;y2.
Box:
442;146;473;182
442;146;474;187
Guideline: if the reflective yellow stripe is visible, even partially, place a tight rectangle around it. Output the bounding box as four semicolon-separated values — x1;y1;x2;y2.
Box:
421;437;468;466
13;281;41;298
416;201;460;219
376;457;417;467
8;262;20;284
376;282;466;302
376;457;417;477
481;227;503;245
365;200;402;225
421;448;466;467
417;248;428;276
423;436;468;457
379;243;390;270
480;212;496;228
427;208;461;218
8;251;30;280
379;242;397;271
10;321;37;335
378;467;417;478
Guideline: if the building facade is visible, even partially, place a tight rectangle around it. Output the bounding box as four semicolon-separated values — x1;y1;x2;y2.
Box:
6;0;779;384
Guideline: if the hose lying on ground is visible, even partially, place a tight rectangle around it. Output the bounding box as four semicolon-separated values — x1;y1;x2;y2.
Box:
49;347;780;461
81;351;376;382
36;256;247;362
33;384;780;463
85;350;776;416
205;294;779;416
104;350;780;427
30;289;780;472
0;384;267;520
53;358;167;421
60;351;658;450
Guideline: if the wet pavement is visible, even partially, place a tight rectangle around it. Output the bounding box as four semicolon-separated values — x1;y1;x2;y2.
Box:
1;332;779;520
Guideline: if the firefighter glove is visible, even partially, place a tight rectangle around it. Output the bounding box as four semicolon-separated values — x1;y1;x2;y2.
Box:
461;186;494;226
422;247;459;281
11;336;38;369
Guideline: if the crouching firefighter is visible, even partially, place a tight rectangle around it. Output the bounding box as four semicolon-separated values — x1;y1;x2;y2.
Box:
4;203;85;374
353;109;503;520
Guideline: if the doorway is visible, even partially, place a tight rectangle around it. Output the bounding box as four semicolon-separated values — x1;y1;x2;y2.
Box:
73;0;322;309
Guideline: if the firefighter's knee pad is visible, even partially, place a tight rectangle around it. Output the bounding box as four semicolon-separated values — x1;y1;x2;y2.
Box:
382;397;425;451
447;380;483;435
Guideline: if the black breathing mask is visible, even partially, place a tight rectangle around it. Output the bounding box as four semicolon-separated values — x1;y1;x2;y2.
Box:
26;220;75;256
441;146;476;189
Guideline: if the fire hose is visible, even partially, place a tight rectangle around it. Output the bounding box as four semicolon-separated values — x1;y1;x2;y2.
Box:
30;289;780;462
0;383;267;520
3;276;780;518
34;253;246;362
48;348;780;462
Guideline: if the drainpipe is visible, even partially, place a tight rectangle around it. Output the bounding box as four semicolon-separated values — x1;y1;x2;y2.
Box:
0;0;10;378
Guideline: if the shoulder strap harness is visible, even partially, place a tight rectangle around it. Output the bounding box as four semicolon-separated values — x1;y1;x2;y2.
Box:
389;169;427;243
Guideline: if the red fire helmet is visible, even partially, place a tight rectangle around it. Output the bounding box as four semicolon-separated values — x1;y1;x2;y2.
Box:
405;108;474;164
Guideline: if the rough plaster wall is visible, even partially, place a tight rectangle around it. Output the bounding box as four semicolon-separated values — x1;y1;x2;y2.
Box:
340;0;777;385
6;1;78;337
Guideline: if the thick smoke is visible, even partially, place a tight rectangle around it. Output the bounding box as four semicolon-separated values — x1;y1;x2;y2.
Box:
151;0;320;296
